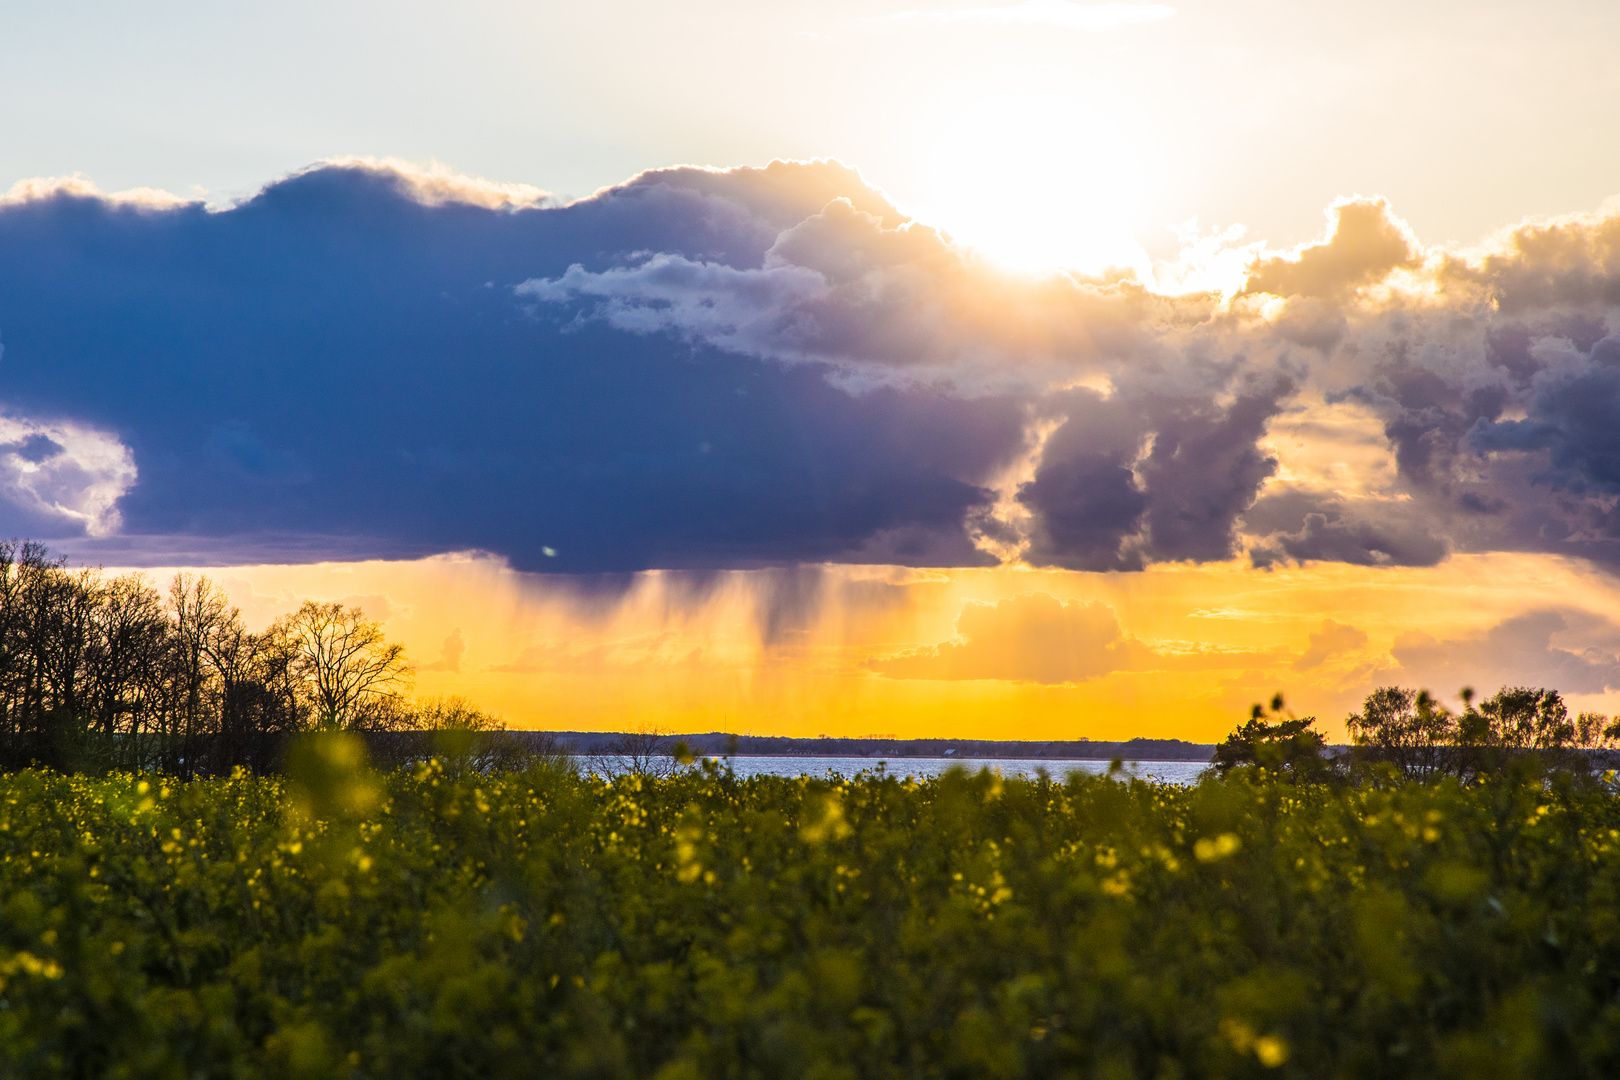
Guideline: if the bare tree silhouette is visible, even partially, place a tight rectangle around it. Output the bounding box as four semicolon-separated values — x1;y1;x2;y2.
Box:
271;601;413;731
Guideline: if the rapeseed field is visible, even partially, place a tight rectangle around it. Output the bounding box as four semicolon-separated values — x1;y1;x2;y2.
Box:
0;745;1617;1078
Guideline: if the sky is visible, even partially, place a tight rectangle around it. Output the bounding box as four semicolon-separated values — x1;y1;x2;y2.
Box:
4;0;1620;741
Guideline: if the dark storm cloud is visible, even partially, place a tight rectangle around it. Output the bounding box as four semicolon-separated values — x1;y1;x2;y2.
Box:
1015;389;1148;570
1133;376;1292;562
12;155;1620;575
1244;487;1449;569
0;156;1303;574
1015;375;1292;569
1227;196;1620;571
0;159;1026;571
1467;335;1620;494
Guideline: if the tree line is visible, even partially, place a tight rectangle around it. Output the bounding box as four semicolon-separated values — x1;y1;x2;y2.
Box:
0;540;543;777
1215;684;1620;781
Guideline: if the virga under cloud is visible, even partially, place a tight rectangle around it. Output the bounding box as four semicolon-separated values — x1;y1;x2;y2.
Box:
4;158;1620;587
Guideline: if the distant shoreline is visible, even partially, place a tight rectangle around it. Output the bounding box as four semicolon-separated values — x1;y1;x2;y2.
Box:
538;731;1218;763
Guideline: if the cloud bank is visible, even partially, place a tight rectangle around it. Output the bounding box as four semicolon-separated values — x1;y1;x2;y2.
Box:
4;158;1620;577
1393;609;1620;698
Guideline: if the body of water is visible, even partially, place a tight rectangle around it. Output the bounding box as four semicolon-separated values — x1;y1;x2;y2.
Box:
692;756;1209;784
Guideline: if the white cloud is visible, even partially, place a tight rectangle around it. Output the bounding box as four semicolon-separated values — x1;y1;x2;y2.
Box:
518;254;830;360
0;412;136;537
0;158;558;216
0;175;190;211
309;157;555;211
517;197;1165;395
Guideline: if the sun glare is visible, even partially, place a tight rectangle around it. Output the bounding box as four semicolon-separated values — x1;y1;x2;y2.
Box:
917;92;1153;277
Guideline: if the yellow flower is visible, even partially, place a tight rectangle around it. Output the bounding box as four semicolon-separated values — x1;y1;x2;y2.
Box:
1255;1035;1290;1068
1195;833;1241;862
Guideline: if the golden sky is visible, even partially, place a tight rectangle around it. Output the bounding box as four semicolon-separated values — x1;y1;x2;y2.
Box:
11;2;1620;743
110;549;1620;743
32;183;1620;744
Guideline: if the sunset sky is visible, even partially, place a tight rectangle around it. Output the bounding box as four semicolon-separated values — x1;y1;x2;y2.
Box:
5;0;1620;740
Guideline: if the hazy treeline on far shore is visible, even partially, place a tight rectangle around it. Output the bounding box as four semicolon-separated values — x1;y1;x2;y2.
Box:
554;732;1217;761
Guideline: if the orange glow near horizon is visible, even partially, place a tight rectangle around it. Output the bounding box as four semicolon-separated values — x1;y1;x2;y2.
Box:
97;551;1620;747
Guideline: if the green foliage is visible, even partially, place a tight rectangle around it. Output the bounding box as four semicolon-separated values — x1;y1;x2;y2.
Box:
1212;694;1329;778
0;757;1619;1076
1347;685;1620;781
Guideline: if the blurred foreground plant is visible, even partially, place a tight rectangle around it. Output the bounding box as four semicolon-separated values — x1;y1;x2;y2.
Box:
0;746;1617;1077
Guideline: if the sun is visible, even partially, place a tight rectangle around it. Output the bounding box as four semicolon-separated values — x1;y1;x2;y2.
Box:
914;91;1153;277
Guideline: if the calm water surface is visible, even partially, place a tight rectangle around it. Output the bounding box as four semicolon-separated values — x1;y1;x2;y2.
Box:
709;757;1208;785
